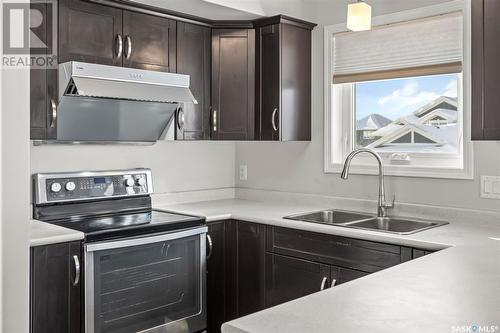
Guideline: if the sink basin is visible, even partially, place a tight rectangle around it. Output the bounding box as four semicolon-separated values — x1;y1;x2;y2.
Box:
284;209;373;225
346;217;449;235
284;210;449;235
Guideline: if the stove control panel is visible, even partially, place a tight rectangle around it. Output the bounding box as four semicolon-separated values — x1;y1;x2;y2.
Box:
34;169;153;204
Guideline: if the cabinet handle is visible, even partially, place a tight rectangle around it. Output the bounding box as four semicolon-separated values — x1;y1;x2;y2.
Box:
212;109;217;132
271;108;278;132
115;34;123;58
125;35;132;59
206;234;213;260
177;108;185;129
50;99;57;128
72;255;80;286
331;279;337;287
320;276;328;291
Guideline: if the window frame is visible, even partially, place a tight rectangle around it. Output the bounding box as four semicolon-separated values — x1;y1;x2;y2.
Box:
324;0;473;179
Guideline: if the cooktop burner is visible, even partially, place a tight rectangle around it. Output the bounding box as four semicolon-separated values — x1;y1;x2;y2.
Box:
51;209;204;242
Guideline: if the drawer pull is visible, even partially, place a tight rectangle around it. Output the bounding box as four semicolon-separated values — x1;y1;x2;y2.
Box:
72;255;80;286
206;234;213;260
271;108;279;132
125;35;132;59
320;276;328;291
115;34;123;58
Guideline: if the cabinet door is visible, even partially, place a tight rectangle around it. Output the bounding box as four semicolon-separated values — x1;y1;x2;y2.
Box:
122;11;176;72
207;221;226;333
472;0;500;140
176;22;211;140
265;253;331;307
337;267;369;284
280;23;312;141
225;221;265;319
31;242;82;333
30;1;57;140
59;0;123;66
258;24;281;141
211;29;255;140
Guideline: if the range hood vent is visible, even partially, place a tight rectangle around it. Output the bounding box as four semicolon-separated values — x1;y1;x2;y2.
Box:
54;62;197;143
59;62;197;104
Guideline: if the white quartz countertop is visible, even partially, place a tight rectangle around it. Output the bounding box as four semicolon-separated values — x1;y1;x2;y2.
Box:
152;198;500;333
154;198;500;250
29;196;500;332
30;220;84;247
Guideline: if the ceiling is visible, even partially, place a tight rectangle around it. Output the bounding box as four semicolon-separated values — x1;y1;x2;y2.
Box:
129;0;453;23
129;0;266;20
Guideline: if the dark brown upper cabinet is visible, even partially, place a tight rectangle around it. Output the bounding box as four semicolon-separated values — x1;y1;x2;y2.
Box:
59;0;123;66
472;0;500;140
59;0;176;72
255;17;316;141
211;29;256;140
32;0;316;142
122;11;176;72
30;0;57;140
176;22;211;140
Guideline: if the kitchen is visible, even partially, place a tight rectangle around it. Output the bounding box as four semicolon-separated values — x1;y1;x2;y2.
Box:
1;0;499;332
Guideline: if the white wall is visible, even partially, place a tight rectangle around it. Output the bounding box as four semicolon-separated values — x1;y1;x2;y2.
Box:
31;141;235;194
235;0;500;213
1;66;31;333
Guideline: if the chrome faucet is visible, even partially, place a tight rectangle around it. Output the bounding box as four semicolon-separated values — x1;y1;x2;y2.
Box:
340;148;395;218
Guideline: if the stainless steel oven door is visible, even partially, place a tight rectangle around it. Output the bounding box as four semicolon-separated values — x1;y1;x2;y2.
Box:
85;226;207;333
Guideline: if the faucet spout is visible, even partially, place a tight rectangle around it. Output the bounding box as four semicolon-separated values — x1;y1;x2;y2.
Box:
340;148;394;217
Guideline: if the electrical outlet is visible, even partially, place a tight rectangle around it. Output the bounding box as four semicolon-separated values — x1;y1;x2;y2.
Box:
481;176;500;199
239;165;248;181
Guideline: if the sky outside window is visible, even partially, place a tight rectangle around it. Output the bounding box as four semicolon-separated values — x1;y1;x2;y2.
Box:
355;74;459;121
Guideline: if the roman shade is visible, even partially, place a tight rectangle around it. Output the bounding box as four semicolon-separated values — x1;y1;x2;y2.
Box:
332;11;463;84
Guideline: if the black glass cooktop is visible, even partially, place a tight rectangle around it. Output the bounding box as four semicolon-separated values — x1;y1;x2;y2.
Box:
51;209;205;242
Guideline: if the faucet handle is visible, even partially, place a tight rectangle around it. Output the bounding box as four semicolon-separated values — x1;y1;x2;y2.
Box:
384;194;396;209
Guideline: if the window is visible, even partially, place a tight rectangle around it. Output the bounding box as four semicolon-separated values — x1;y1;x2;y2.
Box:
324;1;473;179
355;74;459;152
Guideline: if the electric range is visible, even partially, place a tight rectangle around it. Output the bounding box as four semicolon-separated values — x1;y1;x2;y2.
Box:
33;169;207;333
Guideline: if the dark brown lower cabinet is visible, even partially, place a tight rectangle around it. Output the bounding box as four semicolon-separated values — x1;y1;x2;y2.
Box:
265;253;372;307
30;241;82;333
265;253;331;307
337;267;370;284
412;248;434;259
226;220;266;319
207;220;266;332
207;220;435;332
207;221;228;333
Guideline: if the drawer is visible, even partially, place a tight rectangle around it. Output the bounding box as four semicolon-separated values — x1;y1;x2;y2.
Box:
266;226;403;273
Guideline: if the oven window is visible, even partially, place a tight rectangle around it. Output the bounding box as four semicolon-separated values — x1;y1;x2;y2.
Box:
91;235;202;333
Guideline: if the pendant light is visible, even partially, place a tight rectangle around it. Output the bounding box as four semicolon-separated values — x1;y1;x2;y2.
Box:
347;0;372;31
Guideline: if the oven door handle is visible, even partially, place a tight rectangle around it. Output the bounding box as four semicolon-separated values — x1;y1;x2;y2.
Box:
85;226;208;252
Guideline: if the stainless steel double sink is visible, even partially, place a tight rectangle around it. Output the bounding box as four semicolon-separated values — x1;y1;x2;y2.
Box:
284;209;449;235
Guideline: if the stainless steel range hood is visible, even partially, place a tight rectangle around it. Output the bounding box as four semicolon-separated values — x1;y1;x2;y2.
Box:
54;61;197;143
